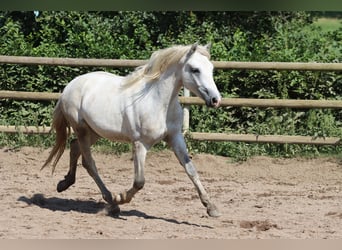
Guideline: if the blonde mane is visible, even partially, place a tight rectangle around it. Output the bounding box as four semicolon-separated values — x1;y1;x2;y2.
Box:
122;44;210;88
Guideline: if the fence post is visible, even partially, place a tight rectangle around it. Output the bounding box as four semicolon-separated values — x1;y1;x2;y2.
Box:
182;87;190;133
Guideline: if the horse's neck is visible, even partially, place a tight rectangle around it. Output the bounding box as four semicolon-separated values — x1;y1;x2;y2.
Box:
150;68;182;106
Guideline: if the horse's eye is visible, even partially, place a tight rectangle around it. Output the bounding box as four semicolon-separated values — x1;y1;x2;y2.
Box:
190;67;200;74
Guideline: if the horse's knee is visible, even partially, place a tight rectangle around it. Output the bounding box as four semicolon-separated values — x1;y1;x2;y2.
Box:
133;178;145;190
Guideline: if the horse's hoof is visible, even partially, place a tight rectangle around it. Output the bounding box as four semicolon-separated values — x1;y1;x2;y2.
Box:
57;179;74;192
207;204;221;217
106;204;121;216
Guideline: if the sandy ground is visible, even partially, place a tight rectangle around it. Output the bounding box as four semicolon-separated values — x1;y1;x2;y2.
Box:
1;146;342;239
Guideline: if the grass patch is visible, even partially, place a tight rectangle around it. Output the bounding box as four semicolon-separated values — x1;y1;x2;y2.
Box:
313;18;342;32
92;138;132;155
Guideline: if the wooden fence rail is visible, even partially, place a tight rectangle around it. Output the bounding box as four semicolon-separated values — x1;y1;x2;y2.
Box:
0;125;340;146
1;90;342;109
190;132;341;146
1;55;342;71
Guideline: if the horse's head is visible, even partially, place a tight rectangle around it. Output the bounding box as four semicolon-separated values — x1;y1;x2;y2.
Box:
180;43;221;108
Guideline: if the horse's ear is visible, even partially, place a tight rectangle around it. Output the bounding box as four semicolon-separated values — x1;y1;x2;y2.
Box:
188;42;198;57
182;43;198;63
204;43;211;51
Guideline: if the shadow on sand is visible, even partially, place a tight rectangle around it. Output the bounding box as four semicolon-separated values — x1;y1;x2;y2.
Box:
18;194;213;229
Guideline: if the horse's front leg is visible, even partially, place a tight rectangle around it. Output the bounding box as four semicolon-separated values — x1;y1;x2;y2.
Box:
114;141;147;204
167;133;220;217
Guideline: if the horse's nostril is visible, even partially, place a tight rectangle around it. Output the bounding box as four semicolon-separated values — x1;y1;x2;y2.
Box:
210;97;220;108
212;97;218;104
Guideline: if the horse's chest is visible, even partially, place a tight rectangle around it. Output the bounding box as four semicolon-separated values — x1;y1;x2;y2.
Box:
140;116;168;140
128;99;182;144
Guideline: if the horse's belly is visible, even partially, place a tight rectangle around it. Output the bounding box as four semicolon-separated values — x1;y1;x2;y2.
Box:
82;111;132;142
86;118;166;145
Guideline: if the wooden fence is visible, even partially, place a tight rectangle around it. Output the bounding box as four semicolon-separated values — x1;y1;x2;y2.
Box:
1;55;342;146
1;55;342;71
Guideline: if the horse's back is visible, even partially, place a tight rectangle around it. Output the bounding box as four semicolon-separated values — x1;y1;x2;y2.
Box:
59;71;126;130
65;71;124;92
61;71;124;101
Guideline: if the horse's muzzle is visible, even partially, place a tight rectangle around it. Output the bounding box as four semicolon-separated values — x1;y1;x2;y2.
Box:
199;87;221;108
204;96;221;108
210;96;220;108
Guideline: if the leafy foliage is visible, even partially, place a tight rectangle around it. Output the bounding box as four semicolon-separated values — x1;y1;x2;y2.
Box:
0;11;341;158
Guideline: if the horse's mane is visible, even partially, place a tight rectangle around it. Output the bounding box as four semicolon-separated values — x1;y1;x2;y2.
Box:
122;44;210;88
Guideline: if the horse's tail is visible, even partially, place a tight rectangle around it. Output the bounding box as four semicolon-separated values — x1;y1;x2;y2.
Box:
41;100;71;173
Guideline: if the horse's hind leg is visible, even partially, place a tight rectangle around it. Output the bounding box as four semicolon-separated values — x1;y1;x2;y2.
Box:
57;138;80;192
76;130;118;211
